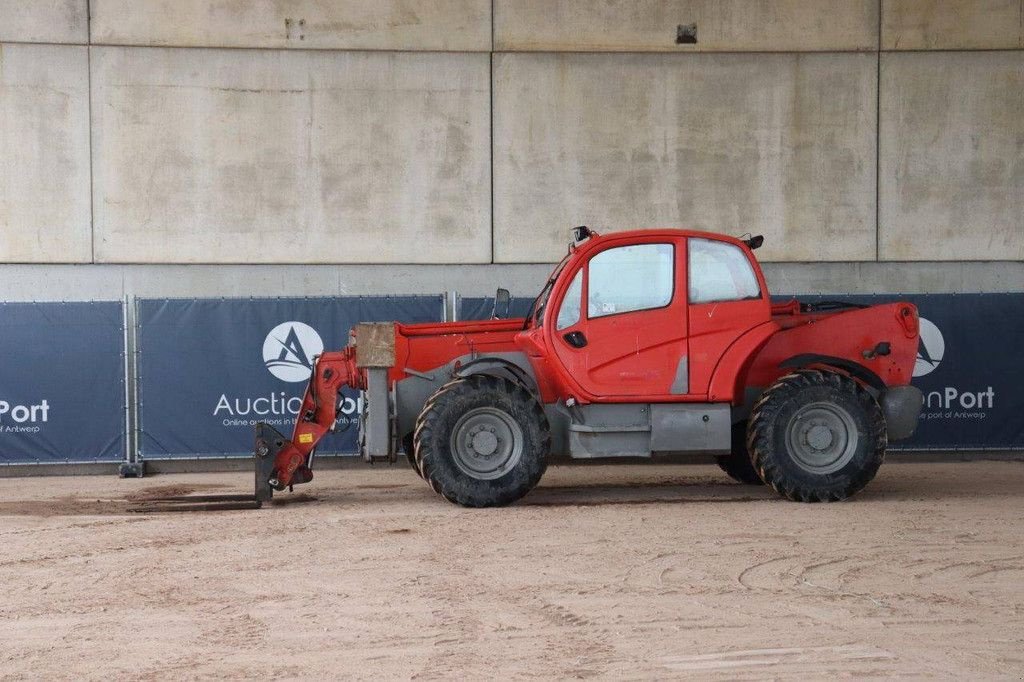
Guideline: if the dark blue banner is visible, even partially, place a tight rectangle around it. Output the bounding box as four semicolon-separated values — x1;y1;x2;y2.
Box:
775;294;1024;450
0;302;125;463
137;296;444;458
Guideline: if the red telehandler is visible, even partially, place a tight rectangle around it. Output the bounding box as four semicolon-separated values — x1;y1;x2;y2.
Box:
143;227;923;511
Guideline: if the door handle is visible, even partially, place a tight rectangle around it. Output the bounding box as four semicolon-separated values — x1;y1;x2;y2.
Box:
563;331;587;348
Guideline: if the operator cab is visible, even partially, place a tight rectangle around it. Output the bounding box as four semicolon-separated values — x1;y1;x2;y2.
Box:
540;228;771;402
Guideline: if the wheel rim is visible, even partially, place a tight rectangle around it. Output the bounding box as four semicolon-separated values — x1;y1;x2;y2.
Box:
449;407;524;480
785;401;859;474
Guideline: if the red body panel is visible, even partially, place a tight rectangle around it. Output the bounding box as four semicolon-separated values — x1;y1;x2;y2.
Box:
386;230;918;405
688;299;772;397
746;302;919;390
393;320;527;380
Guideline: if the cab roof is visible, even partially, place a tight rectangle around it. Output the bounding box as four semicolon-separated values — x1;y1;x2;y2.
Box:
574;228;755;251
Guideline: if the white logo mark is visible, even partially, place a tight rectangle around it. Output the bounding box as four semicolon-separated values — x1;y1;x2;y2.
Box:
262;322;324;382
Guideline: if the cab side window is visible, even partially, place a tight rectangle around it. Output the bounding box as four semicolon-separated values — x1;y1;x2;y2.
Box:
556;270;583;330
588;243;674;318
688;238;761;304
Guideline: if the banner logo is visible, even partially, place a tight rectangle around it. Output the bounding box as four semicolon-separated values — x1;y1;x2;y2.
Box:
262;322;324;382
914;317;944;377
0;399;49;428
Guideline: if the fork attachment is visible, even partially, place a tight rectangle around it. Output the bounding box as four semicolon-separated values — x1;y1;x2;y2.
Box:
127;425;286;513
130;348;361;513
128;495;263;513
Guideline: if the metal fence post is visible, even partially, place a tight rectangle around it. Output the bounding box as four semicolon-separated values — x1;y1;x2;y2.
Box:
118;294;145;477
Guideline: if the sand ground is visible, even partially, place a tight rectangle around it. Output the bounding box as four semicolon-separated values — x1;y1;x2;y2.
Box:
0;461;1022;680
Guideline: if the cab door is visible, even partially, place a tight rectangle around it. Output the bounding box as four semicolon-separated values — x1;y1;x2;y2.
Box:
685;237;771;396
548;236;689;399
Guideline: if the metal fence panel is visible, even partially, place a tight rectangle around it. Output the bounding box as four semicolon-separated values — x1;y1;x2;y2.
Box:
0;302;126;463
136;296;443;459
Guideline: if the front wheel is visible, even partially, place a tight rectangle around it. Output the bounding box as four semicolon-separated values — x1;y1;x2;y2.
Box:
413;375;550;507
748;369;886;502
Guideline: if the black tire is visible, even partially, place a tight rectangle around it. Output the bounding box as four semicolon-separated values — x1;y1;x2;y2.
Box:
403;433;422;478
715;421;763;485
748;369;886;503
413;375;549;507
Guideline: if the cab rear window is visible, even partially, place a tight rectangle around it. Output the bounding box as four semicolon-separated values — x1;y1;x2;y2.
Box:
688;238;760;304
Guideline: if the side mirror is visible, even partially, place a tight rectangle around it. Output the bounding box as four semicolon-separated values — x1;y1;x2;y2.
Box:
492;288;511;319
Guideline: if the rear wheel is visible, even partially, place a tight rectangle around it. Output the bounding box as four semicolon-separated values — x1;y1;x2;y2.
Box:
748;369;886;502
414;375;549;507
715;421;763;485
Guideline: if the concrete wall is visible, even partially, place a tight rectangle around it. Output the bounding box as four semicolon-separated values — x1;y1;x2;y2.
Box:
0;43;91;262
0;0;87;43
882;0;1024;50
494;0;879;52
91;47;490;263
89;0;491;51
880;51;1024;261
0;1;1022;296
493;52;877;263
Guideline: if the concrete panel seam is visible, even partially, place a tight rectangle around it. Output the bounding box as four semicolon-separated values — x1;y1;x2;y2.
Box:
878;47;1024;53
875;0;881;261
88;0;94;262
490;0;496;263
490;48;886;55
5;42;1021;54
490;49;495;264
12;40;496;53
0;39;92;47
79;42;491;54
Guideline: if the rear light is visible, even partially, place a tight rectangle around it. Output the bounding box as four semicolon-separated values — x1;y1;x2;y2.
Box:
897;305;918;338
